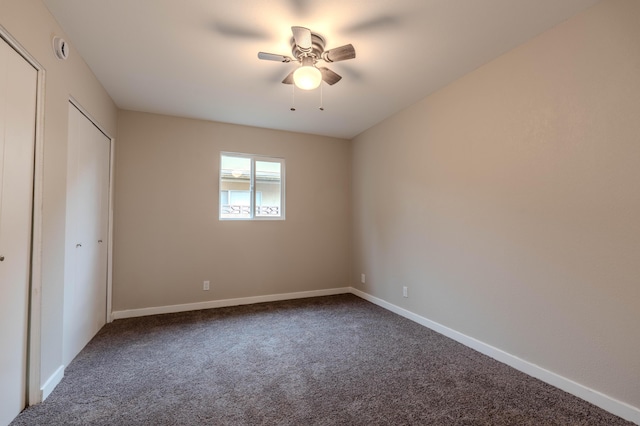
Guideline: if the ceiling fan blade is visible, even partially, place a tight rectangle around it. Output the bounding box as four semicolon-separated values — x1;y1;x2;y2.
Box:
342;15;399;35
291;26;312;50
258;52;292;62
214;22;269;40
322;44;356;62
319;67;342;85
282;70;295;85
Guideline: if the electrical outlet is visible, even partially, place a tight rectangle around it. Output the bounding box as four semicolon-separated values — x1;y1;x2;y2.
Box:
203;280;210;291
402;286;408;298
361;273;366;284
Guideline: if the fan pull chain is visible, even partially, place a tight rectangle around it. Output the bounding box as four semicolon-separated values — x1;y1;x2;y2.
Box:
319;82;324;111
290;84;296;111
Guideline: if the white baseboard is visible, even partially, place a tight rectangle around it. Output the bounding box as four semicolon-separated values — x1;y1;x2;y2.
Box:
40;365;64;401
349;287;640;425
111;287;351;320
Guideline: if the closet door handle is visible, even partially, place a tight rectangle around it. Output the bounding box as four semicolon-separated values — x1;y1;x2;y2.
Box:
0;255;4;261
98;240;103;243
76;243;82;248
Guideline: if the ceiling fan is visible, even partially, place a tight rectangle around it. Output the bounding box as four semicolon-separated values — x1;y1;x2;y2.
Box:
258;26;356;91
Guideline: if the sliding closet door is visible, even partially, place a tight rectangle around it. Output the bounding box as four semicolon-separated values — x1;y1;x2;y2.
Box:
0;37;37;426
63;103;111;366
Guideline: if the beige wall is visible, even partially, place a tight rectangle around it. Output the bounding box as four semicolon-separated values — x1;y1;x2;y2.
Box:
351;0;640;410
0;0;117;391
113;111;350;310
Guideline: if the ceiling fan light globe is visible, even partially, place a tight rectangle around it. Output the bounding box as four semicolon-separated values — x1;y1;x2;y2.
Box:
293;66;322;90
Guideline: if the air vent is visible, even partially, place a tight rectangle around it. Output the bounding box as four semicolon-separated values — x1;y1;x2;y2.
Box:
52;36;69;60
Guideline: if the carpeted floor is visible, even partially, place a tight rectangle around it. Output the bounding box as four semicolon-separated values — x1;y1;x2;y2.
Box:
11;294;633;425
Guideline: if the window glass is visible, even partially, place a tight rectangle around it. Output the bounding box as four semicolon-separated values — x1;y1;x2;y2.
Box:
220;155;251;219
255;161;281;217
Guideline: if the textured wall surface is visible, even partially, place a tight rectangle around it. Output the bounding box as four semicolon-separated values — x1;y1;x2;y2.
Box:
351;0;640;411
113;111;350;311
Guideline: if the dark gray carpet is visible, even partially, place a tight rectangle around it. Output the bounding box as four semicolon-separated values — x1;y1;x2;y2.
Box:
12;294;632;425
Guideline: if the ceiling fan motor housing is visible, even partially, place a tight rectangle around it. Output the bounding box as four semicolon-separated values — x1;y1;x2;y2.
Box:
291;33;325;61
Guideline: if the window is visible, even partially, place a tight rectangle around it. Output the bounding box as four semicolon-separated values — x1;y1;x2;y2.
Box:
219;152;285;220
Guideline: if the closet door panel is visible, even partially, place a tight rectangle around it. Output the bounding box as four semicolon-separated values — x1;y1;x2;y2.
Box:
0;37;37;426
63;104;110;366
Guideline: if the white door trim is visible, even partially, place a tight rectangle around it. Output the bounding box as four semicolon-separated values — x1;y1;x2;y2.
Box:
0;24;46;406
68;97;115;325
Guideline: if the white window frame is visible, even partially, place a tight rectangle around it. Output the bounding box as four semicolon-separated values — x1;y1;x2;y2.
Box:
219;152;285;221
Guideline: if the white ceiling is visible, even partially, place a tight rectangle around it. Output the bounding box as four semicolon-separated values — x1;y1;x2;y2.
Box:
42;0;599;139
